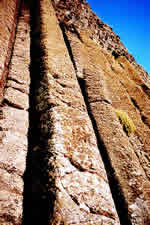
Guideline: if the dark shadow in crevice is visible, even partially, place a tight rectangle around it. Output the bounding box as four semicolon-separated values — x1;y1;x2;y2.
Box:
59;18;132;223
141;84;150;98
141;115;150;129
22;1;55;224
130;97;150;129
78;78;132;225
59;23;77;72
112;50;120;59
130;97;141;112
72;24;82;42
118;62;125;69
59;21;131;224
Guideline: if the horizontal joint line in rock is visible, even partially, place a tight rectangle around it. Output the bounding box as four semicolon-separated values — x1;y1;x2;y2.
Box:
7;77;25;85
3;99;26;111
89;99;111;104
5;84;28;94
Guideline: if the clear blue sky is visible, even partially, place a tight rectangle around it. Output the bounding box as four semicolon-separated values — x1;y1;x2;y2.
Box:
87;0;150;75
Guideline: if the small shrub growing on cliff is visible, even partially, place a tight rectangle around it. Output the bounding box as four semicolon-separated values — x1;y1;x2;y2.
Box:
115;109;135;136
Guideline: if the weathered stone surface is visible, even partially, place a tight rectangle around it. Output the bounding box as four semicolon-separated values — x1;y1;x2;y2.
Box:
0;0;149;224
4;87;29;110
52;0;149;83
65;25;150;224
0;0;21;102
6;79;29;94
28;0;120;224
39;107;119;224
0;2;30;224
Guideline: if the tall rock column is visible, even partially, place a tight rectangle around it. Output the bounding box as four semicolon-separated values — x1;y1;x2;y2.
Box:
0;0;21;102
64;30;150;225
27;0;120;224
0;1;30;224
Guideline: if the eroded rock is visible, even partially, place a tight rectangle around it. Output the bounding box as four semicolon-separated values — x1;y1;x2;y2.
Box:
29;1;120;224
0;0;149;224
0;2;30;224
0;0;21;102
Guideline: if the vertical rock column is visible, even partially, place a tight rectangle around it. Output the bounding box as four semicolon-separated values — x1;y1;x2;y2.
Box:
33;0;120;224
0;0;21;102
0;2;30;224
64;31;150;225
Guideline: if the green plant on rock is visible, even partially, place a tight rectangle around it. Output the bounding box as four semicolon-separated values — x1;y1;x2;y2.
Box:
115;109;135;136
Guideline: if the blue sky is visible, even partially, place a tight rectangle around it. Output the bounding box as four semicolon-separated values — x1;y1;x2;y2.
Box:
87;0;150;75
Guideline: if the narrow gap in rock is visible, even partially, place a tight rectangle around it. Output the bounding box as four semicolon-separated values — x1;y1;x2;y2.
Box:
112;50;120;59
60;23;132;224
141;115;146;123
118;62;124;69
22;1;54;224
141;84;150;98
72;25;82;42
78;78;132;225
130;97;150;129
141;115;150;129
130;97;141;112
59;23;77;73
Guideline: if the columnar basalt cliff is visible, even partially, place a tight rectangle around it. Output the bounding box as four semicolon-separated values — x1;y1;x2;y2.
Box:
0;0;150;224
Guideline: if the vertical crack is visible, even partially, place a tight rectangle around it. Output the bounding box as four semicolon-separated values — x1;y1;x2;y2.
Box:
59;23;77;73
60;27;132;224
120;81;150;130
141;84;150;99
78;78;132;225
130;97;150;129
22;1;55;224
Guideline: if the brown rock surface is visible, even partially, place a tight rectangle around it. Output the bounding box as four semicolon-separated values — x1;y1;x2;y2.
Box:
0;0;150;225
52;0;149;83
0;0;21;103
24;0;119;224
0;1;30;224
62;17;150;225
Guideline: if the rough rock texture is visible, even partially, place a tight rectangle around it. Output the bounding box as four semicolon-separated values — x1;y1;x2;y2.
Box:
0;0;21;102
0;0;150;225
0;1;30;224
52;0;149;83
65;31;150;224
24;0;119;224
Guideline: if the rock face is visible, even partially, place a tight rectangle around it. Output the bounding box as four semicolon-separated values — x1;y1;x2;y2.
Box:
0;0;21;102
0;0;150;224
0;1;30;224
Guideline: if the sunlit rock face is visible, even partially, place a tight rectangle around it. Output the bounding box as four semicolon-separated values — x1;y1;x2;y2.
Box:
0;0;30;224
0;0;150;224
0;0;21;103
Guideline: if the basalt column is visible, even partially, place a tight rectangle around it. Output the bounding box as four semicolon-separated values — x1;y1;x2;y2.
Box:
27;0;120;224
0;0;21;102
0;1;30;224
63;29;150;225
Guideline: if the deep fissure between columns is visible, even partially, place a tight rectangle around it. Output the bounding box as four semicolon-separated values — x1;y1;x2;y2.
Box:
59;23;132;225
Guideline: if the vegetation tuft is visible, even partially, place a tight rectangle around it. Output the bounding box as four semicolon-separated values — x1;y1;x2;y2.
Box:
115;109;135;136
